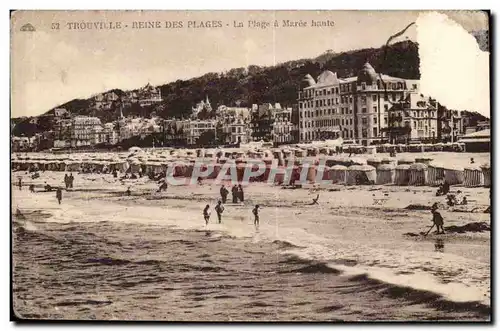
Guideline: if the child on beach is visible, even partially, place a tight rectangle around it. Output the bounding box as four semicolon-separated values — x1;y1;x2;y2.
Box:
203;204;211;225
431;203;445;234
215;201;224;224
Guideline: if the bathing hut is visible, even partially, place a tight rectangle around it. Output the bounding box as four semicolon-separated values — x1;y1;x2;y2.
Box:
346;165;376;185
128;159;142;174
376;164;395;185
444;166;464;185
398;158;414;165
408;144;424;153
408;163;428;186
366;157;382;169
394;164;411;186
433;143;444;152
415;157;433;165
463;166;484;187
331;165;347;184
381;157;397;167
427;162;445;186
315;165;332;182
396;144;406;153
348;156;368;166
480;163;491;187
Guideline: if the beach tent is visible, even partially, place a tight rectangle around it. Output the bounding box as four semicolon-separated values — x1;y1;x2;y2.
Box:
314;165;332;182
398;158;414;165
480;163;491;187
330;165;347;184
408;163;428;186
348;157;367;166
415;157;433;165
444;166;464;185
463;166;484;187
427;162;446;187
394;164;411;186
346;165;376;185
366;157;382;169
376;164;395;185
381;157;397;167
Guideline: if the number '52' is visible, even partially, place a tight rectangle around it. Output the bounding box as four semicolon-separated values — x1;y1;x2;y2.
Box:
51;23;60;30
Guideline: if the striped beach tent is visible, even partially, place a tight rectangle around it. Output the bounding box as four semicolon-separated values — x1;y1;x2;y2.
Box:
381;157;397;167
463;166;484;187
408;163;428;186
481;164;491;187
315;165;332;182
330;165;347;184
415;157;433;166
346;165;376;186
366;157;382;169
444;166;464;185
376;164;395;185
427;162;445;186
394;164;411;186
398;158;414;165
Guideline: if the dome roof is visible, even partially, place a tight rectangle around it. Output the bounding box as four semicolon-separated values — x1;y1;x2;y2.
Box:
316;70;338;85
303;74;316;86
357;62;378;85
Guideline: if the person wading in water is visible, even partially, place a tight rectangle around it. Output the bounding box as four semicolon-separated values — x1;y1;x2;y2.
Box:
231;185;239;203
238;184;244;202
220;185;228;203
252;205;260;228
203;204;211;226
215;200;225;224
56;187;63;205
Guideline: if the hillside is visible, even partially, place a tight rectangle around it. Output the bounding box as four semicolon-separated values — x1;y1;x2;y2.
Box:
13;40;420;137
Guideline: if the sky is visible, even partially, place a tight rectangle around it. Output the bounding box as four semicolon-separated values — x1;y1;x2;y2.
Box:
11;10;489;118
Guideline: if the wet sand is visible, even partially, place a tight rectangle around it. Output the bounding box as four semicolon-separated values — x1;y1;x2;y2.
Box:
12;169;491;321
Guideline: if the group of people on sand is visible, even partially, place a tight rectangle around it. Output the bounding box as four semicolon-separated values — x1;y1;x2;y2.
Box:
219;184;244;204
64;173;75;189
203;200;261;228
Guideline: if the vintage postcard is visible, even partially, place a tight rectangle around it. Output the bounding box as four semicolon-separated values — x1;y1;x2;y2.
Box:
10;10;491;322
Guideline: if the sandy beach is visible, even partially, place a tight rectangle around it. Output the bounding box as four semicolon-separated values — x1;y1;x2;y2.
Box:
11;153;491;321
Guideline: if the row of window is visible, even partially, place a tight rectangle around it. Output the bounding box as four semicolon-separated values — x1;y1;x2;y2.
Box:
300;129;354;141
300;107;354;118
274;126;291;134
360;128;378;138
300;118;354;129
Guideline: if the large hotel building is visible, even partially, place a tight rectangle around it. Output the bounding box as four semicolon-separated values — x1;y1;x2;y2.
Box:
297;62;420;145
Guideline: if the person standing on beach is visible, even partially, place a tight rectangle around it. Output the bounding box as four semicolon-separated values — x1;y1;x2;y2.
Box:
18;177;22;191
203;204;211;226
231;185;239;203
56;187;62;205
215;201;224;224
220;185;228;203
64;173;69;189
238;184;244;202
252;205;260;227
431;203;445;234
69;173;74;188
